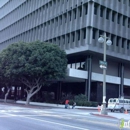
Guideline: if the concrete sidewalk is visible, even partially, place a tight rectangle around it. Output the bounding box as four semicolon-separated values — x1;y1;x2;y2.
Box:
91;111;130;120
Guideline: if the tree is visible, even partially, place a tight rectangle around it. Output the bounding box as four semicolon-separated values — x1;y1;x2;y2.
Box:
0;41;67;105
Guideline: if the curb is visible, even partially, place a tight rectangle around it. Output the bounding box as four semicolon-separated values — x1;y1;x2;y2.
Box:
90;113;117;119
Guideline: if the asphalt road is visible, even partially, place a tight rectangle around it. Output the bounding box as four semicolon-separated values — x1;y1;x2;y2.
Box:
0;104;129;130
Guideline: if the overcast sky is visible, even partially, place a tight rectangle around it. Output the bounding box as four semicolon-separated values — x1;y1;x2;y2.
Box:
0;0;9;8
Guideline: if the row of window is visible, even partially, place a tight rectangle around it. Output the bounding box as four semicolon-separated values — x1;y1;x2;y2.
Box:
0;0;86;30
1;26;87;47
94;4;130;28
0;3;88;43
93;28;130;49
47;28;86;45
118;0;130;5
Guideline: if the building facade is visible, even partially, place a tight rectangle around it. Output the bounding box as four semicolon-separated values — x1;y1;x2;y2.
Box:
0;0;130;102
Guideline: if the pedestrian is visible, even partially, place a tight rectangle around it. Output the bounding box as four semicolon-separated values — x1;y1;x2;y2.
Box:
65;99;69;109
72;101;76;109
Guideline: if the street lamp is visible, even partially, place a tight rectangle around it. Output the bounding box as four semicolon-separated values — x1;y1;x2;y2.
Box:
98;33;112;115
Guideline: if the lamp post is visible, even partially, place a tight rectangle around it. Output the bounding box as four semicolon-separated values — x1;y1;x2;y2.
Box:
98;33;112;115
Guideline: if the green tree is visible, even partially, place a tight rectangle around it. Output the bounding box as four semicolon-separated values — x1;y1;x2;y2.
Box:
0;41;67;105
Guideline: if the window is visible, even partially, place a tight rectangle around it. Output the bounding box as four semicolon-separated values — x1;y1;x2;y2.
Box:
64;14;67;23
79;7;82;17
112;11;115;22
77;30;80;40
74;9;76;19
100;6;104;17
93;28;96;39
60;16;62;25
116;36;120;46
106;9;110;20
69;11;71;21
62;36;65;44
117;14;121;24
127;40;130;49
111;35;114;45
122;38;125;48
94;4;98;15
128;18;130;28
72;32;75;42
84;4;88;15
123;16;126;26
83;28;86;39
67;34;70;43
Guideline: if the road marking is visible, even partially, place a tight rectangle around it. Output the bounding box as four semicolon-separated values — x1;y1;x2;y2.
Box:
3;113;89;130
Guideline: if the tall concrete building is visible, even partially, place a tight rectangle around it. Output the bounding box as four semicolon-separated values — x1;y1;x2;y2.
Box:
0;0;130;102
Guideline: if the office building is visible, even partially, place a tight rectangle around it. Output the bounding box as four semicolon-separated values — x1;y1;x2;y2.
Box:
0;0;130;102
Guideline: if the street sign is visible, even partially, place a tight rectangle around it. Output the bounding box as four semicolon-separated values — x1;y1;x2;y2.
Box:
99;60;107;69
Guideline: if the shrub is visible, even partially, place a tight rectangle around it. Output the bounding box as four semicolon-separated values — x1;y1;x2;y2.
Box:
73;94;98;107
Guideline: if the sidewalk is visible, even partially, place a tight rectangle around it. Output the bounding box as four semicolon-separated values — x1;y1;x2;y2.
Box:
91;111;130;120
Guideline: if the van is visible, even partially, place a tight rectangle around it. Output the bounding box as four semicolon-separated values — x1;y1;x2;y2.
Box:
107;98;130;113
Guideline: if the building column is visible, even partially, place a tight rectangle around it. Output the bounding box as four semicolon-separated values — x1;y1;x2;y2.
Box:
118;63;124;98
85;55;92;101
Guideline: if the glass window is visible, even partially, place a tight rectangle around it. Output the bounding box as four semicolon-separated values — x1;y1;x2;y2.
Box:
112;11;115;22
106;9;110;20
94;4;98;15
83;28;86;39
100;6;104;17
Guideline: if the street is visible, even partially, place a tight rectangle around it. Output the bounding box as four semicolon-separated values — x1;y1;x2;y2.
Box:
0;104;129;130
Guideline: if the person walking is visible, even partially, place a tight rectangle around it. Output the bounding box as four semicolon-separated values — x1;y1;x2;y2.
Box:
72;101;76;109
65;99;69;109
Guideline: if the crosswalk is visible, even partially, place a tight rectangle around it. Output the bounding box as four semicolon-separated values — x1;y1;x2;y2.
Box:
0;108;90;121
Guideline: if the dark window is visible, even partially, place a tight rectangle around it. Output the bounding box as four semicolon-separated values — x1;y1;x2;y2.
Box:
112;11;115;22
100;6;104;17
127;40;130;49
77;30;80;40
72;32;75;42
60;16;62;24
128;18;130;28
83;28;86;39
111;35;114;45
79;7;82;17
62;36;65;44
69;11;71;21
122;38;125;48
123;16;126;26
117;14;121;24
67;34;70;43
64;14;67;23
85;4;88;15
94;4;98;15
106;9;110;20
74;9;76;19
116;36;120;46
93;28;96;39
99;30;104;36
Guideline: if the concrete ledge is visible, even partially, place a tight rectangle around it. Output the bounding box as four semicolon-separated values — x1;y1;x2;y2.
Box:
0;99;15;103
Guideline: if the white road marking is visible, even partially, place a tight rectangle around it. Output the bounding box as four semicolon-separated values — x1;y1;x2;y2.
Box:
3;113;89;130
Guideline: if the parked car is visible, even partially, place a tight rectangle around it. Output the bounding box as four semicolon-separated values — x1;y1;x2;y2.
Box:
107;98;130;113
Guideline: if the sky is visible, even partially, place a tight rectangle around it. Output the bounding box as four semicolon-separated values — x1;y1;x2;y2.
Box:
0;0;9;8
